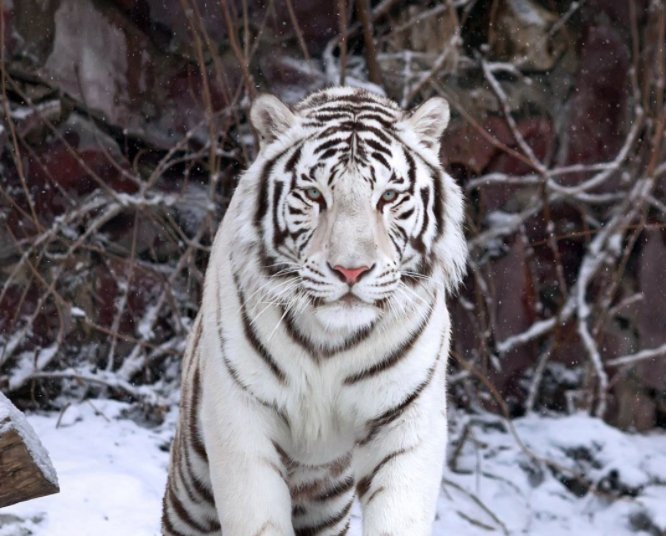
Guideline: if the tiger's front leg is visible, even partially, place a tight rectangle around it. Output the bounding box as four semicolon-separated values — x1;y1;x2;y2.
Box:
201;365;294;536
353;362;447;536
289;454;355;536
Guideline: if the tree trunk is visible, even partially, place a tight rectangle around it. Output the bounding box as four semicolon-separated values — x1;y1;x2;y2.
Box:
0;392;59;508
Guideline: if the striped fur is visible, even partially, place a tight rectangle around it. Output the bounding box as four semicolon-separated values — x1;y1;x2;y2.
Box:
163;87;467;535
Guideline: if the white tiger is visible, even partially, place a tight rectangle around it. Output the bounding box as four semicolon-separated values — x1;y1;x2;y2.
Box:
162;86;467;536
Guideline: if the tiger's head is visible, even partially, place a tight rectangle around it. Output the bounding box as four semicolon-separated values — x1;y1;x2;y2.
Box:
238;87;466;334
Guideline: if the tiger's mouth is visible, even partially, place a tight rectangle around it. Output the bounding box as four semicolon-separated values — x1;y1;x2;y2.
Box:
311;292;381;332
339;292;363;306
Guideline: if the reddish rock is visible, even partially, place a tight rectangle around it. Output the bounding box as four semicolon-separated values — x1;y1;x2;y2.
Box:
486;237;538;404
561;23;630;185
443;116;553;212
451;237;538;409
1;4;15;57
636;231;666;388
488;0;564;71
26;0;237;148
265;0;338;55
257;55;326;103
523;204;587;297
28;145;136;196
4;0;59;64
159;56;242;142
40;0;152;131
585;0;650;27
443;116;553;175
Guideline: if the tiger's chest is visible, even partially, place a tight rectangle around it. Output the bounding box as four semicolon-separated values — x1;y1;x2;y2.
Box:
267;304;445;466
280;366;364;466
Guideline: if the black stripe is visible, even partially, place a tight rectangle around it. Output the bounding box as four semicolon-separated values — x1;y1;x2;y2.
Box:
364;137;392;156
344;301;434;384
366;486;385;504
312;476;355;502
357;113;393;128
188;365;208;462
419;186;431;238
177;359;216;503
404;149;416;190
168;483;220;533
284;143;303;173
292;505;307;517
388;232;401;254
332;522;350;536
162;503;189;536
371;151;390;170
288;205;305;216
397;207;414;220
392;221;409;245
314;137;347;154
314;124;347;140
272;440;294;467
290;227;307;242
301;94;395;110
311;112;352;122
282;309;377;359
353;124;392;145
222;352;250;391
173;435;198;505
217;280;290;425
309;103;398;122
319;147;341;160
291;478;327;500
258;248;295;279
409;149;445;238
356;448;412;499
217;279;265;399
432;169;444;238
255;143;300;232
262;457;288;485
296;230;315;256
222;348;288;423
233;271;288;384
272;180;287;250
294;499;353;536
282;309;318;359
391;194;411;211
409;187;431;255
181;438;215;504
351;103;399;118
359;358;439;446
321;322;377;357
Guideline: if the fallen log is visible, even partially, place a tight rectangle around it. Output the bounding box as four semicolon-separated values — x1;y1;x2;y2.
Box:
0;392;59;508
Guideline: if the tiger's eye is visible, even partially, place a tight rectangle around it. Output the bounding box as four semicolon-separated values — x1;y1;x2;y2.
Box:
381;190;398;202
305;188;322;201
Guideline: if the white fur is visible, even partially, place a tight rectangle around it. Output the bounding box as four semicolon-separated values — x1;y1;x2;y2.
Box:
171;87;467;536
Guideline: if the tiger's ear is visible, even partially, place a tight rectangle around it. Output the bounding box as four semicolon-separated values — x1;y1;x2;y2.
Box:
404;97;450;148
250;94;296;148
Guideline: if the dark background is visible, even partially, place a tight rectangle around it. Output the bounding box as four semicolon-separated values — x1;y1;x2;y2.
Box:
0;0;664;430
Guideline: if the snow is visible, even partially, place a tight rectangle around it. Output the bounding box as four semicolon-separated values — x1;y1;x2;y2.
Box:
70;307;86;318
1;403;665;536
509;0;549;27
137;305;159;341
0;401;169;536
486;210;523;229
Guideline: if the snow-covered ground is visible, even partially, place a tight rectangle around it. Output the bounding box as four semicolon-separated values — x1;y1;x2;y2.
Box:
1;400;665;536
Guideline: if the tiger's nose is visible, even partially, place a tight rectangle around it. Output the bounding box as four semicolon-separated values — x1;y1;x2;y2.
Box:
329;263;373;285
